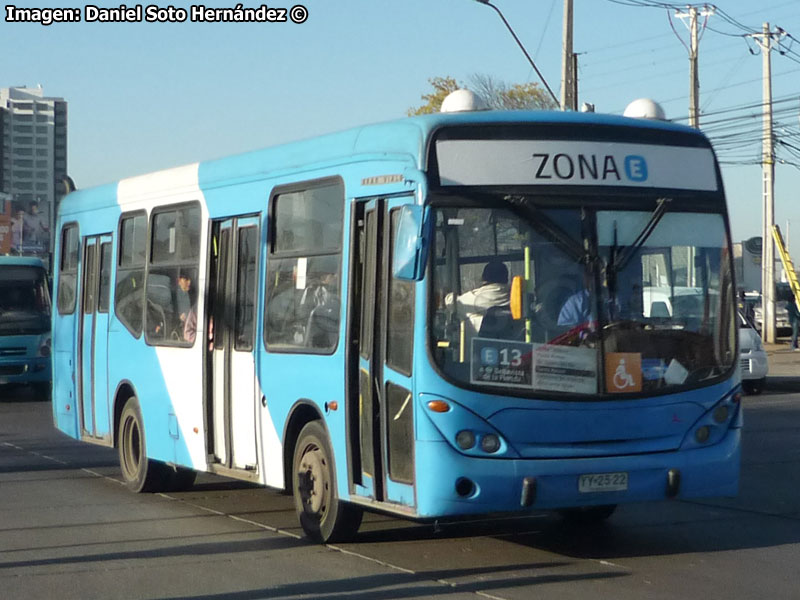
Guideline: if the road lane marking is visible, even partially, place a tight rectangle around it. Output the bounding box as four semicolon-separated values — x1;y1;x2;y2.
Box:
5;439;627;600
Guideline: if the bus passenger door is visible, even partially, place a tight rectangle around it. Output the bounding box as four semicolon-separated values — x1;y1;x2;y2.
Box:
350;197;416;508
207;217;260;473
78;234;113;442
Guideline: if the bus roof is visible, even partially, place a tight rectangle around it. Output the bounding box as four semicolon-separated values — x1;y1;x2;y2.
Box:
0;255;46;269
59;110;708;215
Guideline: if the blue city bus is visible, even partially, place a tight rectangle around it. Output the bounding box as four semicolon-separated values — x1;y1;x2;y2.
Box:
0;255;52;396
52;108;740;542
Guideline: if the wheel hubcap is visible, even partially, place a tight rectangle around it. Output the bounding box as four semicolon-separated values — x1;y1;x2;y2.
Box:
297;444;328;515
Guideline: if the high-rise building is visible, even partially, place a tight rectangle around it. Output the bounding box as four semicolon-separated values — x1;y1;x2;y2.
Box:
0;85;68;258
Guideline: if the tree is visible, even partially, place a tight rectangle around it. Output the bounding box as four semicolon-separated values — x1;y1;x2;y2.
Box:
407;77;461;116
408;74;556;116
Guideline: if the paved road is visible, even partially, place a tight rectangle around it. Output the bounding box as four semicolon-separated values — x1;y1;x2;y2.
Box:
1;375;799;600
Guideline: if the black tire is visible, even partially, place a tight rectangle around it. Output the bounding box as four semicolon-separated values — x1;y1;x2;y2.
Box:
118;396;169;492
292;420;363;543
558;504;617;524
31;382;51;401
742;378;765;395
165;466;197;492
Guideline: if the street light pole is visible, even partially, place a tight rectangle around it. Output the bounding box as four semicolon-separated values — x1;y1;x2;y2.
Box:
473;0;559;107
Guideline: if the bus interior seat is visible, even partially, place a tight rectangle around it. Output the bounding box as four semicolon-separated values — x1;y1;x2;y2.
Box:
650;301;670;318
305;303;339;349
478;306;523;340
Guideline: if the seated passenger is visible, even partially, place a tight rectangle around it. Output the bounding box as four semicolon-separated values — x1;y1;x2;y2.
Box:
445;260;510;338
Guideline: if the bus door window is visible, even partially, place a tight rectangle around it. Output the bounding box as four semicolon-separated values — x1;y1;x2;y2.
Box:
233;226;258;351
354;207;378;487
82;244;97;315
385;208;415;485
97;242;112;314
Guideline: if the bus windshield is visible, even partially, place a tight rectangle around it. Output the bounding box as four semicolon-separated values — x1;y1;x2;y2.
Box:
430;194;735;397
0;266;51;336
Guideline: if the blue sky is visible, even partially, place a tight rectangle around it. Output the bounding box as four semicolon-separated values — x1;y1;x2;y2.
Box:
2;0;799;251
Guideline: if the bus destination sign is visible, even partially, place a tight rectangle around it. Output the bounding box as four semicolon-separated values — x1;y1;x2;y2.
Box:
436;139;718;191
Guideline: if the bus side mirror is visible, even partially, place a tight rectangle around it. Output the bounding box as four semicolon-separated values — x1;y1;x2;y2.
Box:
510;275;524;320
393;205;429;281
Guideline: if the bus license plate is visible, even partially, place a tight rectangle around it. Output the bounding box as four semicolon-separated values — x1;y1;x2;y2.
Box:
578;472;628;493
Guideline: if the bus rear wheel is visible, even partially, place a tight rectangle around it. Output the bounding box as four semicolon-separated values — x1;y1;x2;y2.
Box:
292;421;362;543
118;396;169;493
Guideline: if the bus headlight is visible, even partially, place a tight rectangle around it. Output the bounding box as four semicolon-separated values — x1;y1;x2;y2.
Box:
480;434;501;454
38;337;51;357
695;426;710;443
456;430;476;450
713;405;729;423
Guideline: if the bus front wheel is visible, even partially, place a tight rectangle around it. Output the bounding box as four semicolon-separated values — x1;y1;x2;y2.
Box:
118;396;168;493
292;420;362;543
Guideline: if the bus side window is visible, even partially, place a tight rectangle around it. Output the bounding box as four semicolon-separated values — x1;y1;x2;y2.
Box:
145;204;201;346
115;212;146;337
57;223;79;315
265;180;343;353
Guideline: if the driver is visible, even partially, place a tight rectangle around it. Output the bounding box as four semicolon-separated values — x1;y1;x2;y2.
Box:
558;269;594;327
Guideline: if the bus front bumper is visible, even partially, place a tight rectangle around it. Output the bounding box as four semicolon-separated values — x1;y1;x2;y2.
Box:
0;357;51;386
413;428;740;518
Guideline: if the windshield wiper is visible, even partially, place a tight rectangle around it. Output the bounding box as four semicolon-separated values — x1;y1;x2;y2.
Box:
611;197;671;274
502;195;585;263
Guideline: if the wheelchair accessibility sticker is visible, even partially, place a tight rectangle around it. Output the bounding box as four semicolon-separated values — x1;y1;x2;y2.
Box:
605;352;642;393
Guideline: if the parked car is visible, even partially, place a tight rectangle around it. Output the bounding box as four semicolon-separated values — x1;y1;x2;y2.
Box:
753;300;791;337
739;310;768;395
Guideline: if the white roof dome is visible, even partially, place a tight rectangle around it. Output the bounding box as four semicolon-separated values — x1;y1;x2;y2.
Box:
440;89;487;113
623;98;667;120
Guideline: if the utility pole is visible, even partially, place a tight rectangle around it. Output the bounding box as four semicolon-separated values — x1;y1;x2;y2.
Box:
676;5;714;128
561;0;575;111
688;7;699;128
762;22;777;343
750;23;785;343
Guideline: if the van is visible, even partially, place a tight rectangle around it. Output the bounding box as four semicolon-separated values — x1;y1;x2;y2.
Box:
0;256;52;398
